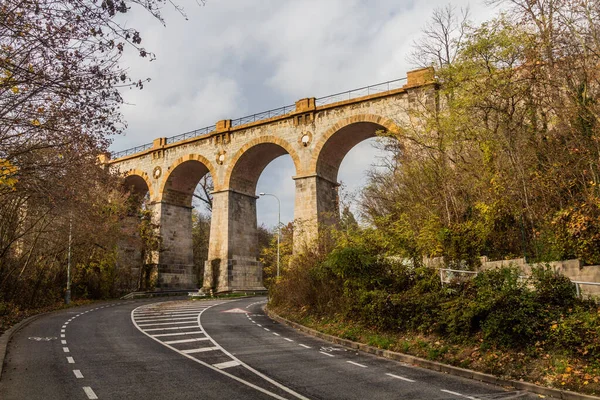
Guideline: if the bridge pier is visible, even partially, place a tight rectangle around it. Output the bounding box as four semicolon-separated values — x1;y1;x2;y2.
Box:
203;190;266;292
152;201;196;289
293;174;339;251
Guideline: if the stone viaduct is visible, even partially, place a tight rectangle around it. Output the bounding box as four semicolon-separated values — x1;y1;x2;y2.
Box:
105;68;435;292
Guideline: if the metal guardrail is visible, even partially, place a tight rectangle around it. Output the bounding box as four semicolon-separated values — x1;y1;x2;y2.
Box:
165;124;215;144
112;142;153;159
111;76;409;159
315;77;407;107
439;268;600;299
231;104;295;128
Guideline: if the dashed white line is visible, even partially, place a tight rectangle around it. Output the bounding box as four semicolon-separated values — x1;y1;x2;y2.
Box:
299;344;311;349
67;357;75;364
284;338;294;342
347;361;367;368
264;328;270;332
60;334;65;338
73;369;84;378
319;351;334;357
61;340;67;344
440;389;479;399
257;324;262;327
63;347;70;353
272;332;280;336
83;386;98;399
386;373;415;383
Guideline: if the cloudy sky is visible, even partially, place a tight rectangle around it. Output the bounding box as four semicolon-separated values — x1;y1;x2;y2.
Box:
112;0;498;228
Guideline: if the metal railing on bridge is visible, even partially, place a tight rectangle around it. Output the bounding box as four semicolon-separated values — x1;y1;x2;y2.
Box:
111;76;408;159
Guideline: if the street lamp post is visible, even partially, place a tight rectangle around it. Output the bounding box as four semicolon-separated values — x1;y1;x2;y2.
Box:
259;192;280;278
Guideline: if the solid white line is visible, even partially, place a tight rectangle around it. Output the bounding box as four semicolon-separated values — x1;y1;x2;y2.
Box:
83;386;98;399
138;320;198;327
135;316;197;323
143;325;198;331
67;357;75;364
63;347;70;353
319;351;334;357
73;370;84;379
213;360;241;369
347;361;367;368
299;344;311;349
164;337;209;344
284;338;293;342
61;340;67;345
440;389;479;399
181;346;219;354
152;331;204;337
135;313;200;320
386;373;415;383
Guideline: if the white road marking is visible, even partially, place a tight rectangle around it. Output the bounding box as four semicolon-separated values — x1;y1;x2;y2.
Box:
61;340;67;344
61;329;65;333
164;337;209;344
272;332;280;336
132;301;309;400
61;334;65;338
299;344;311;349
135;316;197;323
284;338;293;342
257;324;262;327
181;346;219;354
319;351;335;357
252;321;256;324
67;357;75;364
65;322;69;325
264;328;270;332
138;320;198;327
61;326;66;329
63;347;70;353
440;389;479;399
213;360;241;369
144;325;198;331
73;370;84;378
152;331;204;337
83;386;98;399
386;373;415;383
347;361;367;368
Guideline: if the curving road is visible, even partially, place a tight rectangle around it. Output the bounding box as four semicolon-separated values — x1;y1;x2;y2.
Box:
0;297;539;399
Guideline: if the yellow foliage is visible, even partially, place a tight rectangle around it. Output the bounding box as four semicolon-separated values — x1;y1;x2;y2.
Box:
0;159;18;189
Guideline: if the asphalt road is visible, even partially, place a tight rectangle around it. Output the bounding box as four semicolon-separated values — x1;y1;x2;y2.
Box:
0;296;540;399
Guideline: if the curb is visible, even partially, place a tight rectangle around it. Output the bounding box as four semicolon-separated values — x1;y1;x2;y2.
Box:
265;307;600;400
0;312;50;382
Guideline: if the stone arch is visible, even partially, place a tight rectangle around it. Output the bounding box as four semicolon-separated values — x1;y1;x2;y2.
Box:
224;136;301;196
309;114;401;182
160;154;218;207
123;169;154;199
